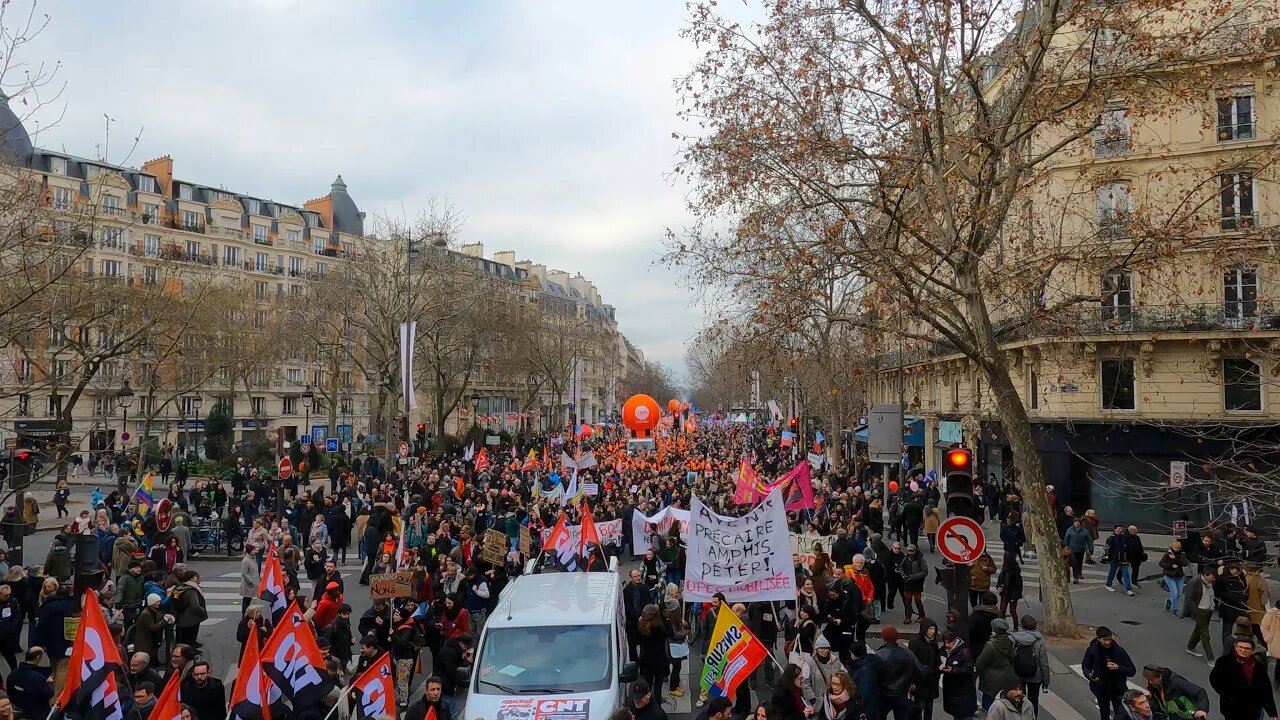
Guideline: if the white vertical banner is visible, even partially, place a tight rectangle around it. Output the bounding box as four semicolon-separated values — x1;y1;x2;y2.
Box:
399;320;418;409
750;370;761;407
685;487;794;602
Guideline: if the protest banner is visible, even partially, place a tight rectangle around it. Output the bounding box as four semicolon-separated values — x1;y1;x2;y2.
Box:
482;529;509;565
540;518;623;547
369;571;415;600
631;506;691;557
685;487;794;602
519;525;533;556
790;532;835;566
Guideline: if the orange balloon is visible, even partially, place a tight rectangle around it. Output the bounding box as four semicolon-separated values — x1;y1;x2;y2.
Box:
624;394;661;433
667;398;681;412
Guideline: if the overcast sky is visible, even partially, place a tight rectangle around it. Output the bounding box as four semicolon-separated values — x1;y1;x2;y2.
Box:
18;0;722;375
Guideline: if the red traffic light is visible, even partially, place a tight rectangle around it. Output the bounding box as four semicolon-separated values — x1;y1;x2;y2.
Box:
946;449;971;469
416;423;426;432
14;451;31;461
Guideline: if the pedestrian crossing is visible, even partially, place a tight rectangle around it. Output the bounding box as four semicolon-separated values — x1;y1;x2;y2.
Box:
1003;552;1114;602
205;566;364;627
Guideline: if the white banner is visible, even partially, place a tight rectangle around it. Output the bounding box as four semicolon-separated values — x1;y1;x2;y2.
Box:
540;518;623;547
790;532;835;567
581;482;600;496
399;321;418;409
685;487;794;602
631;506;691;557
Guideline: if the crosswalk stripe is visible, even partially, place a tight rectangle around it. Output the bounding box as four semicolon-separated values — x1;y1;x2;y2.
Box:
1069;664;1144;693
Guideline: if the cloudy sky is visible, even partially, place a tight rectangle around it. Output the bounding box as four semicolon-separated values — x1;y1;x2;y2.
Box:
17;0;727;374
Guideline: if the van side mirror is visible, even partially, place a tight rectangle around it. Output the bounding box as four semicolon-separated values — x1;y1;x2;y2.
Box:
619;661;638;684
455;667;472;684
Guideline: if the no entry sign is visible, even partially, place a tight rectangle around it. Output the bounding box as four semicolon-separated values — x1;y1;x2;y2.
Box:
278;457;293;480
155;499;174;533
937;516;985;564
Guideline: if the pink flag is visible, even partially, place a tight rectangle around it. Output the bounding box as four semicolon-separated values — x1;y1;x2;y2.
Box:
777;461;817;511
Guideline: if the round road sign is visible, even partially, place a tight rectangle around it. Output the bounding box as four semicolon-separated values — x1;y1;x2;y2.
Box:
120;431;130;442
155;499;174;533
301;443;312;454
937;516;985;564
398;441;410;458
278;457;293;480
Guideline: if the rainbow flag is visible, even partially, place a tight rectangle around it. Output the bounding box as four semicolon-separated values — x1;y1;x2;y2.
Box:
699;603;768;698
133;473;156;516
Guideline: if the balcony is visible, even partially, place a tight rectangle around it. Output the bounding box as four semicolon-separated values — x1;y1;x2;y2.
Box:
253;236;274;246
99;205;129;217
164;219;207;234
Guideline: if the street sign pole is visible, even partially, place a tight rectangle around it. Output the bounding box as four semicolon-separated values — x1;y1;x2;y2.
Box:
937;516;985;627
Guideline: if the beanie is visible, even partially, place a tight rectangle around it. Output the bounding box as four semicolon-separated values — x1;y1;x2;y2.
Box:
881;625;899;644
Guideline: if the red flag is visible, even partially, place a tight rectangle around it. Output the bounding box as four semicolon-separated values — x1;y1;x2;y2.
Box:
56;590;126;720
544;513;571;552
580;503;601;559
260;602;334;708
474;448;490;473
521;454;537;472
257;550;288;624
230;623;280;720
351;652;396;719
150;670;184;720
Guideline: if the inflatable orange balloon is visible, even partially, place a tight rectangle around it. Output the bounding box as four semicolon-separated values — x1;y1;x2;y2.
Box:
667;398;680;412
623;394;661;438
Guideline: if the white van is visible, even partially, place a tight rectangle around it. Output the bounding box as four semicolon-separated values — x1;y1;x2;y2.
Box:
463;560;638;720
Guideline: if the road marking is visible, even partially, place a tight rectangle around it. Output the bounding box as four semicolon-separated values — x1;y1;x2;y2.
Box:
1069;664;1144;692
1040;687;1090;720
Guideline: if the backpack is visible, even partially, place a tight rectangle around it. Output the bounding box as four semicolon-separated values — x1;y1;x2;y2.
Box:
1011;639;1038;680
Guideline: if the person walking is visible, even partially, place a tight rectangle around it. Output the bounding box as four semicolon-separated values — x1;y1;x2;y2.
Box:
1217;564;1251;654
940;631;978;720
1209;637;1277;720
996;554;1023;626
1080;626;1135;720
975;619;1018;711
985;683;1035;720
1182;567;1217;665
1125;526;1146;589
874;625;922;720
899;545;927;624
968;552;997;608
1244;562;1271;646
908;619;942;720
239;545;259;613
1063;520;1092;584
1104;526;1134;595
1159;542;1188;617
1261;600;1280;686
1010;616;1051;718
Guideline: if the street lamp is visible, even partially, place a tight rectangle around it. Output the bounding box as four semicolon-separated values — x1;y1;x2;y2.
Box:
340;394;351;455
470;394;479;428
302;384;314;444
191;396;203;459
115;380;134;494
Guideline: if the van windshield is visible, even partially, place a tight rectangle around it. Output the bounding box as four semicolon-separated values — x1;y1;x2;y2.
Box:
476;625;612;694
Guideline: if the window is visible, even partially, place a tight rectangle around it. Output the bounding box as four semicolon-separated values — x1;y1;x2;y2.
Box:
223;245;239;267
252;369;268;386
100;226;123;249
1223;267;1258;321
254;310;267;330
286;229;299;243
16;394;28;416
951;379;960;409
53;186;72;210
185;240;200;257
1217;90;1254;142
1101;270;1133;322
143;234;160;256
244;198;261;215
256;252;269;271
49;324;66;347
136;176;156;194
253;225;268;243
1095;102;1131;156
182;209;202;228
1028;368;1039;410
286;368;302;385
101;195;121;214
54;360;68;382
283;396;298;415
1096;181;1131;233
143;267;158;286
315;262;326;276
1223;359;1261;411
179;396;200;417
255;281;269;301
314;236;326;254
1100;358;1136;410
46;395;61;418
341;242;354;257
137;396;152;416
340;397;352;414
250;397;265;416
1092;28;1127;71
1219;172;1255;230
288;257;302;276
93;396;115;417
141;203;159;224
100;259;121;278
341;371;353;388
178;185;195;201
974;376;982;408
49;157;67;175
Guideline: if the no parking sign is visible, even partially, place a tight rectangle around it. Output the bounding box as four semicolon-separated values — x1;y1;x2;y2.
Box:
937;516;985;564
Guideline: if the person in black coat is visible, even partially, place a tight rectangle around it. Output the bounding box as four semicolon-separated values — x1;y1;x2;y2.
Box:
822;582;866;663
179;661;227;720
359;523;381;584
909;620;942;720
636;604;675;703
324;502;352;564
940;632;977;720
1080;627;1136;720
433;635;474;702
1210;637;1277;720
768;664;809;720
7;648;53;718
967;592;999;660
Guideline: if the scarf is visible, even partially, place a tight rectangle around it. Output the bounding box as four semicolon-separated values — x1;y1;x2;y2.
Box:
1238;652;1257;684
823;690;850;720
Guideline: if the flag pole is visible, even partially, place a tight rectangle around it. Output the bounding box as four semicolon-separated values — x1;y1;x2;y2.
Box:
320;682;356;720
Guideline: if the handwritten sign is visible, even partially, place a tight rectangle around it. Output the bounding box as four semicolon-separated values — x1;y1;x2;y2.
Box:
519;525;532;557
789;532;835;567
369;571;415;600
631;506;691;557
685;487;794;602
482;529;509;566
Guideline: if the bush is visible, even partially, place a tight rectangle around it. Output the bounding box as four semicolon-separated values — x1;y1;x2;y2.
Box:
204;404;234;462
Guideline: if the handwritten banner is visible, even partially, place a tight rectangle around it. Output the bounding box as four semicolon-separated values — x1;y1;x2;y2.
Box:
631;506;691;557
540;518;623;547
369;571;415;600
685;487;794;602
790;532;835;567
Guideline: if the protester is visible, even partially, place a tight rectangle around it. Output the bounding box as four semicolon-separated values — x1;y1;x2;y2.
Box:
1081;626;1136;720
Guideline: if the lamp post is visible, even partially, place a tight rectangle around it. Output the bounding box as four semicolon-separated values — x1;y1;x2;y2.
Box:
302;384;314;445
191;396;203;459
115;380;134;495
340;394;351;457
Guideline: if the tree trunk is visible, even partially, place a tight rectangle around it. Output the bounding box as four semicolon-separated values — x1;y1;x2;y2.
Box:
984;362;1079;637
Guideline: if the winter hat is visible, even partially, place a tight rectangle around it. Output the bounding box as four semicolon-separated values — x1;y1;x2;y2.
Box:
815;635;831;650
881;625;899;644
146;594;162;607
991;619;1011;634
663;597;680;613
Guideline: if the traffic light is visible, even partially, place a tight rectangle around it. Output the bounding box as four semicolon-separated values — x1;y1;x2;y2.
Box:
788;417;798;431
943;447;979;520
8;449;33;490
415;423;426;446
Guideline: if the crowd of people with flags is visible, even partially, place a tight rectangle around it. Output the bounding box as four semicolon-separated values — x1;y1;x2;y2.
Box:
0;416;1079;720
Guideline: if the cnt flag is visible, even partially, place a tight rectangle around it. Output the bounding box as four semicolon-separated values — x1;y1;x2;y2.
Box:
257;549;288;624
56;590;126;720
543;512;576;570
699;603;768;699
230;623;282;720
260;602;334;708
150;669;185;720
521;451;538;473
351;652;396;719
474;448;491;473
579;502;602;569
